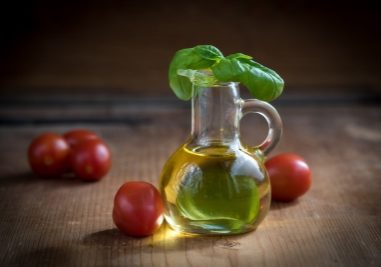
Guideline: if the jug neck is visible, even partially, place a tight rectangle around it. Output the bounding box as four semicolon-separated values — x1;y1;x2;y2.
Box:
190;83;241;147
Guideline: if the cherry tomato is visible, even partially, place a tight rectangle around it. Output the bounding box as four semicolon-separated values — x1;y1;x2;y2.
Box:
113;181;164;237
265;153;312;202
70;139;111;181
63;129;99;148
28;133;70;177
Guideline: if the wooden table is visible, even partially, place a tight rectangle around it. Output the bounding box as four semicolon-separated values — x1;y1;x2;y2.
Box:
0;94;380;266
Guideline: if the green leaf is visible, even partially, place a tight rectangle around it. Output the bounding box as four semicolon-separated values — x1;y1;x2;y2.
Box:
226;53;252;60
168;45;223;100
211;58;245;81
168;45;284;101
194;45;224;61
212;57;284;101
177;69;218;87
237;58;284;101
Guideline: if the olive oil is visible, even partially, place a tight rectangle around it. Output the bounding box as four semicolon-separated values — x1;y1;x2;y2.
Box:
160;144;271;235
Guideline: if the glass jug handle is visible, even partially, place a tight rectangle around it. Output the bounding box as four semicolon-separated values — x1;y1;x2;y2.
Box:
240;99;282;156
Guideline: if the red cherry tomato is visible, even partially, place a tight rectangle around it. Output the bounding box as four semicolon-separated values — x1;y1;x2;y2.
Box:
113;181;164;237
70;139;111;181
28;133;70;177
265;153;312;202
63;129;99;148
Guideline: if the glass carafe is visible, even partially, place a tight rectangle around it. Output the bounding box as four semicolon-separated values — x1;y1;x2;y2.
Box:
160;82;282;235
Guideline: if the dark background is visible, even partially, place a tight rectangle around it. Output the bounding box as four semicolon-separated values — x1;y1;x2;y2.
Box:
1;0;380;99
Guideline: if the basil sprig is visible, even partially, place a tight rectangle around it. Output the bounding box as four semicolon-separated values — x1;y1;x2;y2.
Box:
168;45;284;101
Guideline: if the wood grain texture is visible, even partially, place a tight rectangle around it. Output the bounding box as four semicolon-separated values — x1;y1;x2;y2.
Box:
0;102;380;267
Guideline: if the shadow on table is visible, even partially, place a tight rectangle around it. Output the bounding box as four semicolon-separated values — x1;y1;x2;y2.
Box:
83;224;248;253
83;202;302;252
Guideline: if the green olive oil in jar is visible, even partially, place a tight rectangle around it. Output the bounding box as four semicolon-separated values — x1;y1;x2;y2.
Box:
160;144;270;234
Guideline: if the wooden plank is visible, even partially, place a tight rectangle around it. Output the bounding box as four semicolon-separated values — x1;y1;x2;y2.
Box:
0;105;380;266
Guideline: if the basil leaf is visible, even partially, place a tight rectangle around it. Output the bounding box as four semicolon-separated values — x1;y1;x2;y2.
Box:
238;58;284;101
177;69;218;87
169;45;284;101
211;58;245;81
194;45;224;61
168;45;222;100
212;57;284;101
226;53;252;60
